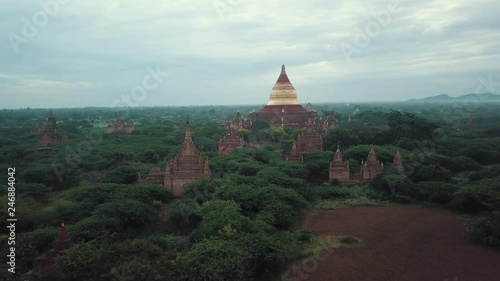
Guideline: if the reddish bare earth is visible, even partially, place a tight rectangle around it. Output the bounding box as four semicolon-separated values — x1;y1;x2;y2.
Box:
287;206;500;281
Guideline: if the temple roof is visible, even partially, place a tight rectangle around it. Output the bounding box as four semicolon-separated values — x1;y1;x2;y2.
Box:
181;118;196;157
267;65;299;106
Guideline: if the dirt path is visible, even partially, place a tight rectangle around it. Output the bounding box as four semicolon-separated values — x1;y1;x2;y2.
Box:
286;206;500;281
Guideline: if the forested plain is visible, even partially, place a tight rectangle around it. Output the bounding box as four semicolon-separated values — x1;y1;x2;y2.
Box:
1;101;500;281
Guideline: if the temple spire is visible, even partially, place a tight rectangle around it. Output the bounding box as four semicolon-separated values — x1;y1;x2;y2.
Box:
185;118;192;140
305;117;313;133
182;118;195;156
334;145;343;162
268;64;299;105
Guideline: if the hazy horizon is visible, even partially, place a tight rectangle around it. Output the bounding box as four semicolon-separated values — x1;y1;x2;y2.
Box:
1;0;499;109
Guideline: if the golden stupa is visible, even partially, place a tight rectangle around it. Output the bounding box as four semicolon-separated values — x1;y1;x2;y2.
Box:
267;65;300;105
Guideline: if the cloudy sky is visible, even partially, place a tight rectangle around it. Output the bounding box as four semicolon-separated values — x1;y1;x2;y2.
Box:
1;0;499;108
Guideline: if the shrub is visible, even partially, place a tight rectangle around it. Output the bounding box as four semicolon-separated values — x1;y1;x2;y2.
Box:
93;199;157;228
297;229;318;243
467;212;500;249
173;239;250;281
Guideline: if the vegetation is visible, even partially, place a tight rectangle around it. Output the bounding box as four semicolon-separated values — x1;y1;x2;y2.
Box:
1;102;500;280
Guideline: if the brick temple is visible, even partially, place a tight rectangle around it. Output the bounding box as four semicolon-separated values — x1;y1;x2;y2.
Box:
33;223;74;273
360;145;384;181
329;146;350;181
34;111;68;146
218;126;245;155
140;120;210;197
296;118;323;152
230;65;339;130
393;148;404;173
106;114;134;134
287;141;302;162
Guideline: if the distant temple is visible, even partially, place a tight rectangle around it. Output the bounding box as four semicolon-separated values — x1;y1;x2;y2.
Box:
296;118;323;153
140;120;210;197
228;65;339;129
228;111;252;130
360;145;384;181
287;141;302;162
329;146;350;181
321;111;340;131
106;114;134;134
393;148;404;173
218;126;245;155
33;223;73;273
34;111;68;146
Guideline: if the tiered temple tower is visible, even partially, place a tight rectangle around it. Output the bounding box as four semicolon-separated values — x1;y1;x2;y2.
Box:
287;141;302;162
164;120;210;197
106;114;134;134
140;120;210;197
329;146;350;181
227;65;339;130
360;145;384;181
217;126;245;155
34;111;68;146
296;118;323;152
33;223;74;272
247;65;315;128
393;148;404;172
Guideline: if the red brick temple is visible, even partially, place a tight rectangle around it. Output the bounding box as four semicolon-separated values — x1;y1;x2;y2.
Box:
296;118;323;152
287;141;302;162
34;111;68;146
226;65;340;130
228;111;252;130
106;114;134;134
329;146;350;181
140;120;210;197
393;148;404;173
360;145;384;181
33;223;74;273
218;126;245;155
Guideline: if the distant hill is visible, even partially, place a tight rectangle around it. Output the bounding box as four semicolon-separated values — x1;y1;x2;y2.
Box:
407;93;500;103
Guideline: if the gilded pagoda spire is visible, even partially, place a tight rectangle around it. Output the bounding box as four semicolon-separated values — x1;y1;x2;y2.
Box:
267;64;299;106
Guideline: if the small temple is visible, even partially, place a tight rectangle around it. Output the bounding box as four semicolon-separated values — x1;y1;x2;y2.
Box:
296;118;323;153
360;145;384;181
140;119;210;197
228;111;252;130
218;126;245;155
106;114;134;134
393;148;404;173
329;146;350;181
34;111;68;146
287;141;302;162
33;223;74;273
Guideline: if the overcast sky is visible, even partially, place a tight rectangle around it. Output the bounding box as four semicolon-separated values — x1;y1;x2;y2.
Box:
1;0;499;108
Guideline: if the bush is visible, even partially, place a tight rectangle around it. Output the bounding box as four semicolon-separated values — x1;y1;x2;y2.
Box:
448;185;500;213
414;181;459;204
68;216;121;242
467;212;500;249
173;239;250;281
101;166;147;184
297;229;318;243
93;199;157;228
315;197;385;209
149;234;188;253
